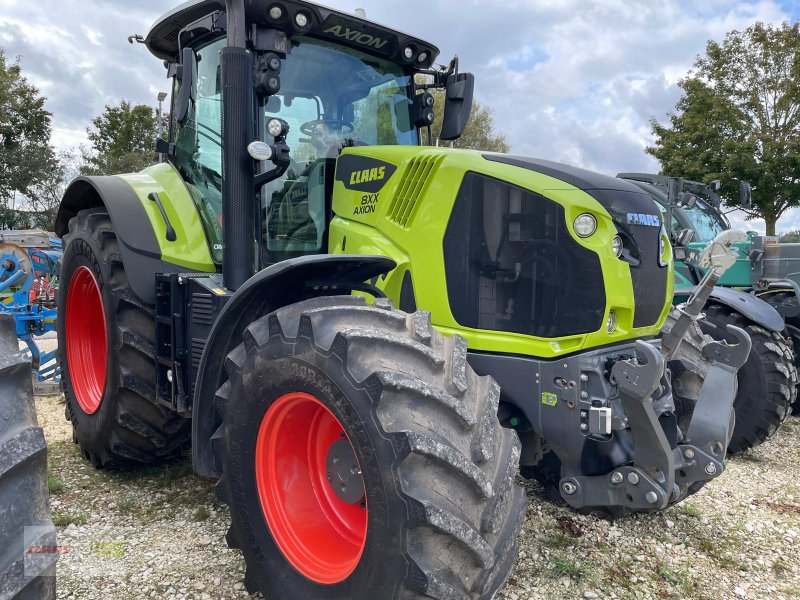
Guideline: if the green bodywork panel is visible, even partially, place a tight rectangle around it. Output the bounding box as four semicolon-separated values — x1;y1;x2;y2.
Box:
328;146;673;359
118;163;216;272
672;238;754;302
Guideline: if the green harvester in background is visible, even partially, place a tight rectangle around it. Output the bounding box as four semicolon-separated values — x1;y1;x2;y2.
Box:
620;173;799;453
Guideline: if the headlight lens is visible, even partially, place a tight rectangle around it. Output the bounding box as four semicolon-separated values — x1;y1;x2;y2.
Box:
612;235;623;257
267;118;285;138
295;12;309;27
573;213;597;237
606;311;618;333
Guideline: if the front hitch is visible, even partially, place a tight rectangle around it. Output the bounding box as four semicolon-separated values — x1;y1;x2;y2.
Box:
559;328;749;511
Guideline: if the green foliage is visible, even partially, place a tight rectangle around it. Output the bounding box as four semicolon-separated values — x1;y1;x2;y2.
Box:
779;229;800;242
648;22;800;235
426;90;510;152
0;48;57;229
81;100;165;176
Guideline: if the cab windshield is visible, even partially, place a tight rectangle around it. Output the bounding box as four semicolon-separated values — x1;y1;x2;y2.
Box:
261;37;416;263
680;198;727;244
173;35;416;265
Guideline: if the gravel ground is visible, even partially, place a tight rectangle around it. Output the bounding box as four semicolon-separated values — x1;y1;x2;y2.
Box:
36;391;800;600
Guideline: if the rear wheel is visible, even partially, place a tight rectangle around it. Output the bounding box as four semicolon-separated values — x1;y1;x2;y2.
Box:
698;303;794;454
57;208;190;467
0;315;57;598
213;296;525;599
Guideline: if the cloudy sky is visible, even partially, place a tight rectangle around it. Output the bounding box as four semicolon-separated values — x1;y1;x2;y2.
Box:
1;0;799;231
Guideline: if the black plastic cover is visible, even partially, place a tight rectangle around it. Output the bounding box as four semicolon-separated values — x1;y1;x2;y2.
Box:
444;173;605;338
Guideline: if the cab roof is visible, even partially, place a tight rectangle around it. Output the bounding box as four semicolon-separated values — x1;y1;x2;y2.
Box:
145;0;440;69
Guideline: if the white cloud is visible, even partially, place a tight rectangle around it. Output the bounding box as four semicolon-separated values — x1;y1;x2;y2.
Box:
1;0;797;228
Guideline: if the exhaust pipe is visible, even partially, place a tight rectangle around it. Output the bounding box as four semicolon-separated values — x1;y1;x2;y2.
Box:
221;0;255;291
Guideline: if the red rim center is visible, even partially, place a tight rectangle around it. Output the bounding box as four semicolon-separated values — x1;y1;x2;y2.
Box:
65;266;108;415
255;392;368;584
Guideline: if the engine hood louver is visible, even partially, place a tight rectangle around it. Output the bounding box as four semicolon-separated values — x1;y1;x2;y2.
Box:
387;155;445;227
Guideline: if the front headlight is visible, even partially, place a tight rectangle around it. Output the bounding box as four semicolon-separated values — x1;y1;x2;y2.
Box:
612;235;623;257
573;213;597;237
606;311;618;333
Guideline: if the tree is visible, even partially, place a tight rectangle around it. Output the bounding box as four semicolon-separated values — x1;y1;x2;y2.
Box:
81;100;164;175
0;49;57;230
648;22;800;235
428;91;510;152
779;229;800;243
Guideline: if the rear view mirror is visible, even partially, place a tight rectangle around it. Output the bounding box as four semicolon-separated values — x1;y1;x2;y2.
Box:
174;47;196;126
739;182;752;209
676;228;695;247
440;72;474;141
678;192;697;208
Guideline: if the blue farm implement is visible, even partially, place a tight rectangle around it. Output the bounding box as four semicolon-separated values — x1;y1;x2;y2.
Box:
0;230;62;394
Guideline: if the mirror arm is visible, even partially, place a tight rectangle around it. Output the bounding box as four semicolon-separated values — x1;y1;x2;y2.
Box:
254;143;291;191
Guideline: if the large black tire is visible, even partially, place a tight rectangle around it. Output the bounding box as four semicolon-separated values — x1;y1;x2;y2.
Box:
57;209;190;468
0;314;57;599
213;296;525;599
759;290;800;415
698;303;795;454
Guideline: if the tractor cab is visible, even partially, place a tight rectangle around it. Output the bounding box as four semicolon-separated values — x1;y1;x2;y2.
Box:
145;0;472;269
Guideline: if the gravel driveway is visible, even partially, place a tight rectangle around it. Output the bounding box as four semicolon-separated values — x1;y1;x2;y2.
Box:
37;392;800;600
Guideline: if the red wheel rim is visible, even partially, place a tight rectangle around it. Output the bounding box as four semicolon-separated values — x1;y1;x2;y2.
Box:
65;266;107;415
255;392;368;584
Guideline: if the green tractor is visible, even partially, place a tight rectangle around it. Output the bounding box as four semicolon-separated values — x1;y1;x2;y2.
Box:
49;1;748;597
619;173;797;452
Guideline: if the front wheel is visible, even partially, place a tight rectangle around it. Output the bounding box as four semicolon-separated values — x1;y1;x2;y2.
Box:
213;296;525;599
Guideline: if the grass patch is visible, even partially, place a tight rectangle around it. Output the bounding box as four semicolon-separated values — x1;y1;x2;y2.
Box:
679;566;699;597
678;504;701;518
547;554;585;580
118;497;137;514
695;538;714;554
542;532;573;549
773;557;790;575
193;507;211;522
658;564;680;586
737;452;763;464
47;471;64;495
53;511;88;527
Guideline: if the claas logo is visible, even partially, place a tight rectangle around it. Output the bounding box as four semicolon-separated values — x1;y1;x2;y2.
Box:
626;213;661;227
350;166;386;186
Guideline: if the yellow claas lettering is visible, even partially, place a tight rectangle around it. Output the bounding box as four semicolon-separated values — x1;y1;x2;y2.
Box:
349;166;386;185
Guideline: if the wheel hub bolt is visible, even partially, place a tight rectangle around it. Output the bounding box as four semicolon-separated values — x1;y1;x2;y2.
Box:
610;471;623;485
705;462;717;475
684;448;695;460
561;481;577;495
627;472;640;485
646;491;658;504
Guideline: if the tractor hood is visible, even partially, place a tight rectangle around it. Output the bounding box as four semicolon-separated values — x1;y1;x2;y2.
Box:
328;146;673;358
